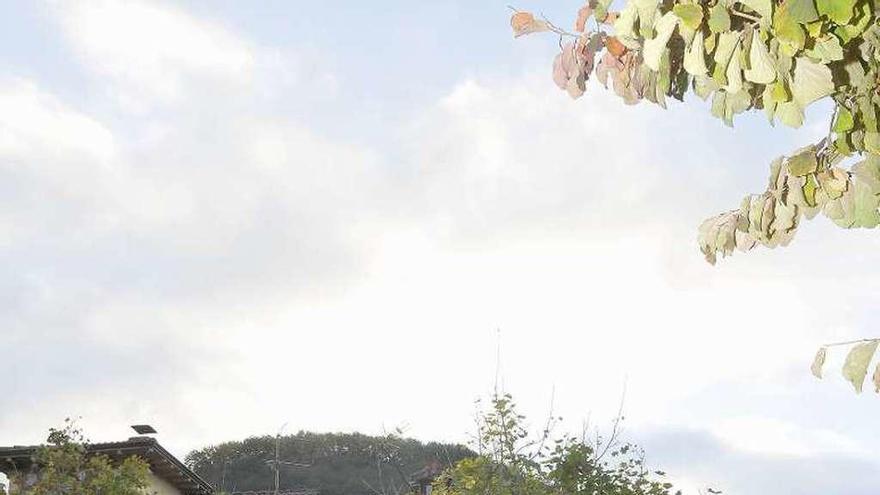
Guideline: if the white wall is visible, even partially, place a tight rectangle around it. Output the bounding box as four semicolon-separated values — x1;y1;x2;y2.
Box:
146;471;182;495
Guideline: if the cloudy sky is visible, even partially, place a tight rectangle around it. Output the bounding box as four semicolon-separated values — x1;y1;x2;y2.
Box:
3;0;880;493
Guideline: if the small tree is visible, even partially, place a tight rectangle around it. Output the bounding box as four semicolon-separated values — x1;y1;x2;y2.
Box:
432;393;704;495
9;419;150;495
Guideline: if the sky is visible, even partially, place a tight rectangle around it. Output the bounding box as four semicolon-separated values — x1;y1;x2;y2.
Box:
2;0;880;493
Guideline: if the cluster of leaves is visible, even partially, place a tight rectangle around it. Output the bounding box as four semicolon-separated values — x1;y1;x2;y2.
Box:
9;420;150;495
431;393;692;495
511;0;880;264
812;338;880;393
699;143;880;263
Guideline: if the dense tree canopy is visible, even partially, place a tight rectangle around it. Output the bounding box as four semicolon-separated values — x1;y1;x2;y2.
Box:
185;431;473;495
512;0;880;264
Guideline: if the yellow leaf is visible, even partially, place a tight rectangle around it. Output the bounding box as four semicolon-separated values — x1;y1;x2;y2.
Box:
842;341;879;394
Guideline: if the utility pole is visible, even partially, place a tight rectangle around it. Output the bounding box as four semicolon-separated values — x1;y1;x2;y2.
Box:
274;423;287;495
221;460;229;494
265;423;311;495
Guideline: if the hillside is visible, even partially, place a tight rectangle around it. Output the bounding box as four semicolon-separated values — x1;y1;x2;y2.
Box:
185;432;474;495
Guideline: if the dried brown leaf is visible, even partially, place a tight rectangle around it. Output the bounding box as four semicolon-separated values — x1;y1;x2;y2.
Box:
575;4;593;32
606;36;627;57
511;11;550;38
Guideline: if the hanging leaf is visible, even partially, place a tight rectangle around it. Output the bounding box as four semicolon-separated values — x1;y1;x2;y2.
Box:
842;341;879;394
874;362;880;393
786;0;820;23
575;4;593;32
773;4;806;55
684;31;708;76
740;0;773;24
811;347;827;378
817;0;856;24
786;146;819;176
724;43;744;93
792;57;834;106
606;36;627;57
806;35;844;63
707;3;731;34
745;30;776;84
673;4;704;31
776;101;805;128
634;0;659;37
713;32;740;85
643;12;680;71
613;2;639;41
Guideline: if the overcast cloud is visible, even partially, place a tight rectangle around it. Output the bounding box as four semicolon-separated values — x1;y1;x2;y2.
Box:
2;1;880;493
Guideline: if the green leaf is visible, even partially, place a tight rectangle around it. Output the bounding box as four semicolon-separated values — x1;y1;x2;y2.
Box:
852;155;880;192
673;4;704;30
740;0;773;24
833;106;855;132
842;341;879;394
634;0;659;37
852;179;880;227
834;1;871;42
776;100;805;127
786;0;820;23
763;84;778;123
874;362;880;393
708;3;731;34
859;97;878;132
745;30;777;83
711;90;727;119
693;74;719;100
792;57;834;106
643;12;680;71
712;32;740;85
817;0;856;24
805;35;844;63
613;2;638;40
803;174;819;206
787;146;819;175
865;132;880;155
769;80;791;103
773;4;807;54
725;43;744;92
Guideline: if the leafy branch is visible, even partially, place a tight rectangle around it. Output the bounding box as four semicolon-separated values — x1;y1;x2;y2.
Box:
510;0;880;265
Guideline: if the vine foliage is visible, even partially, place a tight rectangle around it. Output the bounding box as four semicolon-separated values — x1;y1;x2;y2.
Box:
511;0;880;264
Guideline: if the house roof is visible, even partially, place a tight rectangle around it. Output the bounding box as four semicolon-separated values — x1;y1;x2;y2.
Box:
0;437;213;495
410;459;444;484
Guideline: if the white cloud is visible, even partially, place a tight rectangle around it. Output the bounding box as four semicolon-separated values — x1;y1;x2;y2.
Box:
52;0;254;108
0;79;115;163
714;416;867;457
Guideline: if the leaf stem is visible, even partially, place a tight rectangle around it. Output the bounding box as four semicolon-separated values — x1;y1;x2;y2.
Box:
541;14;582;39
822;338;880;348
730;8;761;24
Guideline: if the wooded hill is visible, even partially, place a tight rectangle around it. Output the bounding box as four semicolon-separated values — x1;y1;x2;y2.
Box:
185;432;474;495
